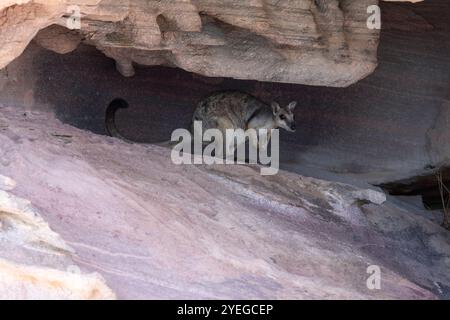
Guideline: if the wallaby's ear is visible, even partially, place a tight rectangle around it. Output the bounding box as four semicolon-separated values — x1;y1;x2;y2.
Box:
271;102;281;114
287;101;297;111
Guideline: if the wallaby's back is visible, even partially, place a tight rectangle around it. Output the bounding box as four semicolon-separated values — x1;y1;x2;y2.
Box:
193;91;269;131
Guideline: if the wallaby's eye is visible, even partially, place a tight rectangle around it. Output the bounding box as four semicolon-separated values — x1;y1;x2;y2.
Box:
280;115;286;120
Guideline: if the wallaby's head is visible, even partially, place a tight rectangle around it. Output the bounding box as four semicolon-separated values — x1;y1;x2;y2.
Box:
271;101;297;132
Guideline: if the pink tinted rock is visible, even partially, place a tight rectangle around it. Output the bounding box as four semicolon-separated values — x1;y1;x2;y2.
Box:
0;105;448;299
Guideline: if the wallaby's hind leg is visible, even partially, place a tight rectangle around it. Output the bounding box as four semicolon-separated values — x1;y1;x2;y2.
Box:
215;118;236;160
226;139;236;160
249;133;259;150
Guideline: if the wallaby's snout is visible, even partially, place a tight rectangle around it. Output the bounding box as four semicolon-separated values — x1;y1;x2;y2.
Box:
284;121;296;132
290;123;296;132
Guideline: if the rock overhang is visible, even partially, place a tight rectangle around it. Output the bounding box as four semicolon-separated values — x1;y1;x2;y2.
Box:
0;0;383;87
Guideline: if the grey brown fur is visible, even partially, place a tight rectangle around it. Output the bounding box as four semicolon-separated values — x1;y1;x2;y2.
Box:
192;91;297;152
105;91;297;151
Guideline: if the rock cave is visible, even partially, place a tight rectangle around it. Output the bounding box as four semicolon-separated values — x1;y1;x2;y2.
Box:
0;0;449;299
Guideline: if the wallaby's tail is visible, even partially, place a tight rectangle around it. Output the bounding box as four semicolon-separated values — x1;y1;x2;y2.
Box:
105;98;134;143
154;140;176;147
155;119;195;148
106;98;192;147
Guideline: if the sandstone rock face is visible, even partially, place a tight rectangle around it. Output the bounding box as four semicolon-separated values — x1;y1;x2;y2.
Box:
1;0;449;300
0;177;115;299
0;0;380;86
1;0;447;186
0;105;449;299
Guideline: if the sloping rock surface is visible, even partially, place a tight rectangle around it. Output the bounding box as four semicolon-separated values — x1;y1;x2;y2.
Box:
0;105;449;299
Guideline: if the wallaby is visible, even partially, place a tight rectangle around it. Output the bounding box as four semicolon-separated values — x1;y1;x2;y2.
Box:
191;91;297;154
105;91;297;153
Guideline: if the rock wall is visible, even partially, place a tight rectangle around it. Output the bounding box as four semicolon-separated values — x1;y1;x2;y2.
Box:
0;104;449;299
1;0;447;187
0;0;449;300
0;179;115;299
0;0;380;87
